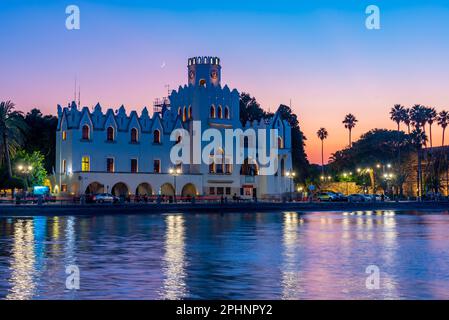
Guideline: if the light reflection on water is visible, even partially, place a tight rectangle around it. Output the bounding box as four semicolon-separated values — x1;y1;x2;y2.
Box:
1;210;449;299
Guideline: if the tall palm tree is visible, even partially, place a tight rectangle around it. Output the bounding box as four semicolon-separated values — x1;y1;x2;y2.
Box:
425;107;437;147
403;108;411;134
342;114;358;148
438;110;449;146
0;101;27;178
316;128;328;175
390;105;406;191
410;128;428;200
390;104;405;132
410;104;427;131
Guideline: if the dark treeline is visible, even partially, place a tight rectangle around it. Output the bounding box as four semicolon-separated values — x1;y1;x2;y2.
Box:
240;92;310;182
0;102;57;189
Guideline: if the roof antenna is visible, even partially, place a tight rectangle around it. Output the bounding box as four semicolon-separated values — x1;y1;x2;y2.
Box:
165;84;170;97
74;76;77;103
78;85;81;109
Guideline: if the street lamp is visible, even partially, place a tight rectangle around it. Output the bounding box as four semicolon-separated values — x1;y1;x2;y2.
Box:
285;170;296;201
169;167;182;203
16;163;34;189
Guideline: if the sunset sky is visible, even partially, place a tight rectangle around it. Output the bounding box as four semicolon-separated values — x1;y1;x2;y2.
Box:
1;0;449;164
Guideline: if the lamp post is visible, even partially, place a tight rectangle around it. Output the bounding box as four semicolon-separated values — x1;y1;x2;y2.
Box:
16;164;33;189
169;167;182;203
285;170;296;201
383;173;394;197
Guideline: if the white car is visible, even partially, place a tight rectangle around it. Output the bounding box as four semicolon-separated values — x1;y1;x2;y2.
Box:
93;193;118;203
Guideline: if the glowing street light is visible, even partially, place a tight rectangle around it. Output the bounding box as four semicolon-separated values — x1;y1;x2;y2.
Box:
169;167;182;203
285;170;296;201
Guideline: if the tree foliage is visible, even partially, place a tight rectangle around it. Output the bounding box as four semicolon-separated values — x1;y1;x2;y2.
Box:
239;93;310;182
23;108;58;173
12;150;47;187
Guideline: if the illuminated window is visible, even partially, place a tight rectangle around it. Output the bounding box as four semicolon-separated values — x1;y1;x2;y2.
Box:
82;125;90;140
106;158;114;173
188;106;192;119
61;184;67;192
278;137;284;149
183;107;187;122
107;127;114;141
199;79;206;87
131;128;138;143
210;105;216;118
62;131;67;141
153;129;161;144
224;106;230;119
81;156;90;172
62;159;66;174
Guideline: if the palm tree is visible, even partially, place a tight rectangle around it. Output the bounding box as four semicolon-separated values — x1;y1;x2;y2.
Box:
0;101;27;178
390;104;405;132
316;128;328;175
403;108;411;134
410;104;427;131
425;107;437;147
410;128;428;200
342;114;358;148
438;110;449;146
390;105;406;192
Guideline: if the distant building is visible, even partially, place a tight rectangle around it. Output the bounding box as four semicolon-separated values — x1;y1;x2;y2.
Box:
55;57;293;199
403;146;449;197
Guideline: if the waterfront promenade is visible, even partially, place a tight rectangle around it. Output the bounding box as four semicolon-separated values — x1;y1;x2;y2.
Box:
0;200;448;216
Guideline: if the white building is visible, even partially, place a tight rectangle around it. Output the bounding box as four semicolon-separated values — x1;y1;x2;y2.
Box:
55;57;293;199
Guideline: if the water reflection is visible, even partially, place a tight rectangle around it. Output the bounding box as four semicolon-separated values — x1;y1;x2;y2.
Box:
1;211;449;299
160;214;187;300
281;212;303;299
6;220;36;300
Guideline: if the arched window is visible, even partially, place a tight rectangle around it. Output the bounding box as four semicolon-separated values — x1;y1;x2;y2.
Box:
183;106;187;122
199;79;206;87
240;158;258;176
281;158;285;176
224;106;230;119
107;127;114;141
278;137;284;149
82;125;90;140
210;105;216;118
218;105;223;119
131;128;138;143
153;129;161;144
216;149;224;174
188;106;192;119
178;107;181;116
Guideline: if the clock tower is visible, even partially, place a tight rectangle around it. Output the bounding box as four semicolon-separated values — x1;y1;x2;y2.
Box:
187;56;221;87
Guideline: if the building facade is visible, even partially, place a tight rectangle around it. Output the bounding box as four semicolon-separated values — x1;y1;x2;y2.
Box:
55;57;293;199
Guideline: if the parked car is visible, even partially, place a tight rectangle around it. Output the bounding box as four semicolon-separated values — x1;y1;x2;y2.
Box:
316;192;338;202
367;194;390;201
333;192;348;202
348;194;367;202
92;193;118;203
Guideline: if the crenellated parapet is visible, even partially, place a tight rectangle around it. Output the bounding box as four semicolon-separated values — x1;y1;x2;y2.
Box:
56;101;183;134
188;56;220;66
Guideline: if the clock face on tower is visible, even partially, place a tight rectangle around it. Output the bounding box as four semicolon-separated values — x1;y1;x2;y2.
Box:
210;70;218;80
189;70;195;80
